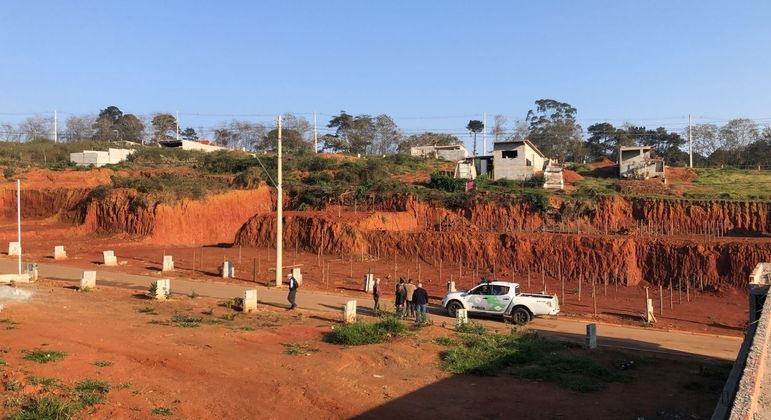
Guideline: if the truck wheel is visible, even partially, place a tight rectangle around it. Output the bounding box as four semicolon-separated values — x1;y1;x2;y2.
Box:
512;307;531;325
446;301;463;318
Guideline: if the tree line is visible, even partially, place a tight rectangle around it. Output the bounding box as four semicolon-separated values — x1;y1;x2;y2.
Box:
0;102;768;167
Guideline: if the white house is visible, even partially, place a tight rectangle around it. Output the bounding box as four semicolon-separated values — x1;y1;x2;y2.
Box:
618;146;665;180
492;140;546;181
410;144;469;161
160;139;225;153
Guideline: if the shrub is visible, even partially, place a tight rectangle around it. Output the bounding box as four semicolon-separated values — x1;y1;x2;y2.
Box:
427;172;466;192
87;185;112;201
233;166;265;189
22;349;67;364
523;190;549;212
456;321;487;335
324;317;408;346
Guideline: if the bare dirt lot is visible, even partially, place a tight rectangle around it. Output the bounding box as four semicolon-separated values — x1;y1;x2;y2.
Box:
1;280;730;419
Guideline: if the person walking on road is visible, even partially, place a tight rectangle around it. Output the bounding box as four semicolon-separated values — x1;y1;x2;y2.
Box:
395;278;406;314
287;273;299;310
373;277;381;313
404;279;417;318
412;283;429;324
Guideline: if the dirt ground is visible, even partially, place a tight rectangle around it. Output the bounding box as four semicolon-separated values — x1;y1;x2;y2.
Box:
2;216;749;338
1;279;730;419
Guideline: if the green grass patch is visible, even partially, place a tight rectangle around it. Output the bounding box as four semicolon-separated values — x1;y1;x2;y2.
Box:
440;330;625;392
26;376;60;390
22;349;67;364
92;360;113;367
7;395;79;420
74;379;110;406
431;337;457;346
456;321;488;335
238;326;256;331
1;318;19;330
170;314;202;328
138;306;159;315
152;406;174;416
220;313;237;321
687;168;771;200
324;317;409;346
283;343;320;356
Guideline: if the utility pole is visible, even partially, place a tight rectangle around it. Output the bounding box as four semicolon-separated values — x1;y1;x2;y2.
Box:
313;111;318;153
176;111;180;141
688;114;692;168
16;179;21;275
275;115;283;287
53;110;58;143
482;112;487;155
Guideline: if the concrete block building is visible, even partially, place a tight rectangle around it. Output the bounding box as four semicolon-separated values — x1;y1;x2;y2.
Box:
491;140;546;181
618;146;665;180
70;148;134;167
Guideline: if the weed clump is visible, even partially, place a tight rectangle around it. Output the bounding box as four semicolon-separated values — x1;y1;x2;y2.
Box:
22;349;67;364
440;330;624;392
324;317;408;346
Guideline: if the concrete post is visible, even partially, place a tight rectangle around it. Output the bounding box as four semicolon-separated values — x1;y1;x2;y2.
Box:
586;323;597;349
243;289;258;313
103;250;117;266
343;300;357;323
646;298;656;324
447;281;456;292
153;279;171;300
221;261;234;279
25;263;38;281
162;255;174;272
53;246;67;260
363;273;374;292
8;242;20;257
80;271;96;291
456;309;468;326
291;267;303;284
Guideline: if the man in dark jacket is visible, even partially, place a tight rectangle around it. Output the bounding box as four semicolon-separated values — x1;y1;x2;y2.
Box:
412;283;429;324
373;278;381;313
395;278;406;314
287;273;299;310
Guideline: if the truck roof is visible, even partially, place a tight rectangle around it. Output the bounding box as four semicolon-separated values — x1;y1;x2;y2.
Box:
475;281;519;287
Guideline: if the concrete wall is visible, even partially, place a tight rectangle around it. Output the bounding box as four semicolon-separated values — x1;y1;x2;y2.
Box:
492;142;545;181
410;145;468;161
180;140;225;153
70;148;134;167
712;262;771;420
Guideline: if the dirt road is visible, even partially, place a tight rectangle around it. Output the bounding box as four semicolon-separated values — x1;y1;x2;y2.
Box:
1;257;742;360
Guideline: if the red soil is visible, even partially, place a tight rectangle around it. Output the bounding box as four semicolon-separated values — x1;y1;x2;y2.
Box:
0;280;729;419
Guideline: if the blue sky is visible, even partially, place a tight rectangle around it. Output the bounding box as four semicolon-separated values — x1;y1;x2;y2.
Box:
1;0;770;145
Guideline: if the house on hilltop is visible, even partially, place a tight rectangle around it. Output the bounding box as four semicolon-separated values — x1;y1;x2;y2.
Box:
618;146;665;180
492;140;546;181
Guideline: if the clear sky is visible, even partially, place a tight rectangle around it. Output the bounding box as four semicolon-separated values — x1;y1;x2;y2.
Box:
1;0;770;142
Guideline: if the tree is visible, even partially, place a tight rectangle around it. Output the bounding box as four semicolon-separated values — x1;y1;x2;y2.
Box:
466;120;484;156
64;115;95;142
398;132;461;153
18;117;50;141
586;122;636;160
151;113;178;144
326;111;375;154
92;106;144;143
371;114;402;154
115;114;145;143
283;113;311;139
262;128;310;152
491;114;507;143
686;123;720;160
180;127;198;141
229;120;267;150
719;119;760;150
0;123;21;142
525;99;584;162
214;128;239;147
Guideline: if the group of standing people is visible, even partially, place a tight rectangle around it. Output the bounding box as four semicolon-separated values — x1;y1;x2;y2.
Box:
393;278;429;323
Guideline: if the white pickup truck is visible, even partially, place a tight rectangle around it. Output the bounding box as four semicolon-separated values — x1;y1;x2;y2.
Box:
442;281;560;325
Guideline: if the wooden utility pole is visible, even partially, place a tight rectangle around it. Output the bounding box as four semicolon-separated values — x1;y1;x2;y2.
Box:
592;280;597;318
669;281;673;310
659;284;664;315
275;115;283;287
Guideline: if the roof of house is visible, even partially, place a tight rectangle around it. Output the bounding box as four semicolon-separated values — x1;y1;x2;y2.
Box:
620;146;653;151
493;139;545;158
